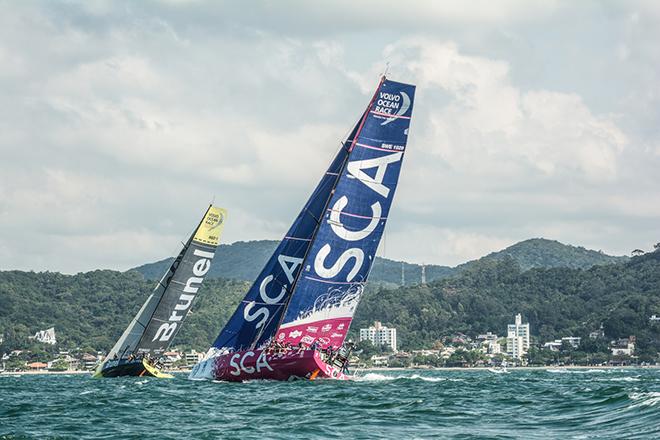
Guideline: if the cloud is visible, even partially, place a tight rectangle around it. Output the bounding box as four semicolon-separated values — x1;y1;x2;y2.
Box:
377;39;627;183
0;1;658;272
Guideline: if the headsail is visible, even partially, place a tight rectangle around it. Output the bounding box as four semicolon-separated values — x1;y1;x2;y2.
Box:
276;78;415;350
208;135;358;353
97;205;226;372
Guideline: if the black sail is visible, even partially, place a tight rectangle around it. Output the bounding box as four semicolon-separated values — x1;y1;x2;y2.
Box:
96;205;226;373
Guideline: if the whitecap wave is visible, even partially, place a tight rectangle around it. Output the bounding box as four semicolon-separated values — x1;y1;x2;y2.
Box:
607;376;640;382
354;372;449;383
546;368;609;374
629;392;660;407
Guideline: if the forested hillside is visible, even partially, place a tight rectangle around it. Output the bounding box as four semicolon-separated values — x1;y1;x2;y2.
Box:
354;251;659;355
1;250;656;357
465;238;628;271
0;271;247;354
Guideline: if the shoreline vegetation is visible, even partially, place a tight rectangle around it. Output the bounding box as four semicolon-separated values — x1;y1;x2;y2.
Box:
2;364;658;376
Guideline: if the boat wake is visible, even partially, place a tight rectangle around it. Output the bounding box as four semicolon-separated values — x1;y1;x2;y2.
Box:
353;373;459;383
545;368;610;374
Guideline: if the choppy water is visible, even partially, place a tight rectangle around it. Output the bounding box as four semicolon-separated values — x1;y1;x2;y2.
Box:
1;368;659;439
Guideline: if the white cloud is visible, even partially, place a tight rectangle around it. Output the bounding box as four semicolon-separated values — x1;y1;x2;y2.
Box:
382;225;515;266
378;39;627;183
0;1;658;273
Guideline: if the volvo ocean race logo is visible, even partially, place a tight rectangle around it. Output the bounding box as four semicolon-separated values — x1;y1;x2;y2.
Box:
375;91;410;125
209;210;225;230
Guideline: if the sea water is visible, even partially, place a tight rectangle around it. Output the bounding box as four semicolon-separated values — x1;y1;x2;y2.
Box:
1;368;658;439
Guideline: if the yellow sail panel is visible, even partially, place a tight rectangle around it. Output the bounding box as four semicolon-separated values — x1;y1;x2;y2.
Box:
193;206;227;246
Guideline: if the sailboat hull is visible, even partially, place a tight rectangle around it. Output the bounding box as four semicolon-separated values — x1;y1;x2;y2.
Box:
190;349;348;382
93;358;173;379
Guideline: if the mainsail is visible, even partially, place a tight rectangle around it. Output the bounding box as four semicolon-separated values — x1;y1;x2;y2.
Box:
207;76;414;356
276;78;415;349
98;205;227;370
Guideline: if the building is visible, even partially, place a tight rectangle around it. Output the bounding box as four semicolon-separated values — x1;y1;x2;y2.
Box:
27;362;48;370
30;327;56;345
589;323;605;339
561;337;581;349
184;350;204;366
611;336;636;356
506;314;530;359
477;332;498;342
370;355;389;367
48;354;79;370
543;340;563;351
162;351;182;369
80;353;99;370
650;315;660;322
482;339;501;355
543;337;581;352
359;321;397;352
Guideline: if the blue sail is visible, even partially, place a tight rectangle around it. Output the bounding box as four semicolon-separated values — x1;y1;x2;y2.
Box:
275;78;416;350
210;116;367;352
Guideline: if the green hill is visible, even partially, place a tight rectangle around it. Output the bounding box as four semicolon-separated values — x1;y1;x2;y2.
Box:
461;238;628;271
130;238;626;286
1;250;656;358
0;270;248;354
354;251;658;354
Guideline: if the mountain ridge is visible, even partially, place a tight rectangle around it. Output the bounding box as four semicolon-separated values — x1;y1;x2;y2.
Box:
130;237;628;285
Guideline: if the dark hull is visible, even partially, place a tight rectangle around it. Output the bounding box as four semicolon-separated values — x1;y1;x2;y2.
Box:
93;359;172;378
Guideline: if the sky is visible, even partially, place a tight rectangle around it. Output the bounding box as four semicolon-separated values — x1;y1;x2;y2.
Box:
1;0;659;273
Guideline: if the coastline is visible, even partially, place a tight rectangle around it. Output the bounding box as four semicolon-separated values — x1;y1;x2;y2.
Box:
3;364;657;376
359;365;659;372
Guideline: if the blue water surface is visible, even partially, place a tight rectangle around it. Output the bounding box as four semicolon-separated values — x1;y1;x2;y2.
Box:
1;368;659;439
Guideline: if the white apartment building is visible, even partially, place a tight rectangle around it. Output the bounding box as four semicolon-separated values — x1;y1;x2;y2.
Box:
506;314;530;359
359;321;397;352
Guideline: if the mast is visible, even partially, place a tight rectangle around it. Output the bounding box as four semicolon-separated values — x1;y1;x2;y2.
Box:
271;76;386;339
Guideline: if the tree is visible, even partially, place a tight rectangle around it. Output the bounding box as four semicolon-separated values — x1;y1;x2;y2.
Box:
49;359;69;371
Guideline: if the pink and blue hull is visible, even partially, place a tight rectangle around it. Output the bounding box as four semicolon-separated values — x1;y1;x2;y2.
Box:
207;349;348;382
